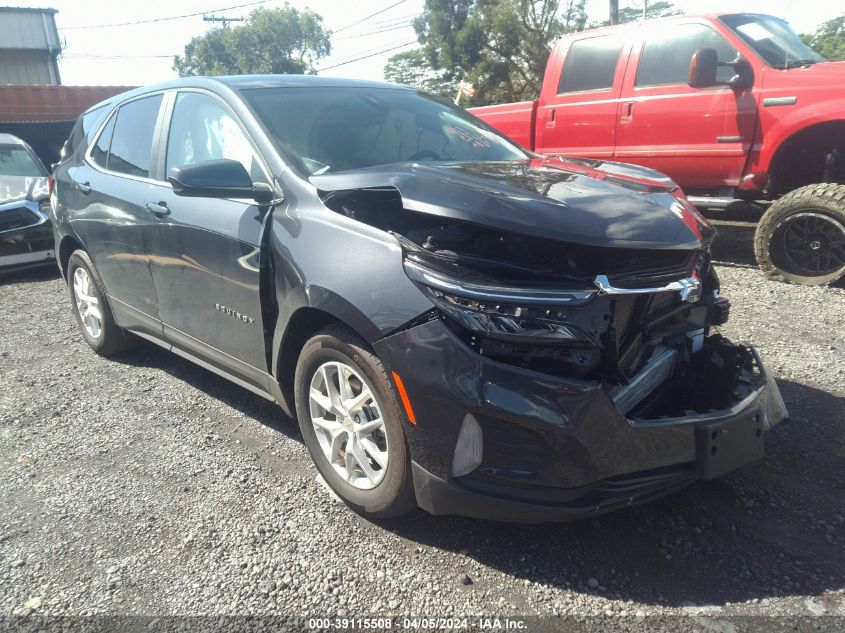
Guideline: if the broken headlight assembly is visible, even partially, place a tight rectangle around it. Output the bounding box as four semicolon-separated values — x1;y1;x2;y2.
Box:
403;257;598;345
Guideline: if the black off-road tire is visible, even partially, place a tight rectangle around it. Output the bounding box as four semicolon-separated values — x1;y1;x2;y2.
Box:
67;250;135;355
754;183;845;285
293;324;416;520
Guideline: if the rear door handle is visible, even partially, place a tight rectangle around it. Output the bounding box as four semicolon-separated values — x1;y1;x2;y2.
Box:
75;181;92;194
145;201;170;217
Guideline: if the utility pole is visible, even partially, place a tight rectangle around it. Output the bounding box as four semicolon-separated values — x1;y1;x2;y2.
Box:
609;0;619;25
643;0;648;19
203;14;245;28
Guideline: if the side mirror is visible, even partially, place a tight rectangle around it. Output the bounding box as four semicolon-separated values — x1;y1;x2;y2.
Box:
168;159;274;203
726;57;754;90
689;48;755;91
688;48;719;88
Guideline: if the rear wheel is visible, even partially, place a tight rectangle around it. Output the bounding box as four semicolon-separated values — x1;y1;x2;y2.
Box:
294;325;415;519
67;250;135;355
755;183;845;285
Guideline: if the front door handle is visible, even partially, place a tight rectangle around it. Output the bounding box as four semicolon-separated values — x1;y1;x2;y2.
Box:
621;102;634;123
145;201;170;217
75;181;92;194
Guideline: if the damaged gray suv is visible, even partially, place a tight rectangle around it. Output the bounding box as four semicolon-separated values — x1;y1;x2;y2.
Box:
51;76;787;521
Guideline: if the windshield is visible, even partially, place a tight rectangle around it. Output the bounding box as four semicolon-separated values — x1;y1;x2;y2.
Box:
0;145;45;177
720;14;826;69
242;86;529;176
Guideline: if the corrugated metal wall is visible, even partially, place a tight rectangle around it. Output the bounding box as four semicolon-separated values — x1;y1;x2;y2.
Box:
0;10;61;50
0;8;61;85
0;51;55;85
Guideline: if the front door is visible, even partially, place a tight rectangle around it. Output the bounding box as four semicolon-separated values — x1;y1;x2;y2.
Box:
614;21;758;189
150;90;272;381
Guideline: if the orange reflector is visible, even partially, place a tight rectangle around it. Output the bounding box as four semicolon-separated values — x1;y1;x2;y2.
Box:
391;371;417;425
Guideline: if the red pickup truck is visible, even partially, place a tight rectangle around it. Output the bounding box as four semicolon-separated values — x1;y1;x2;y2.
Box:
471;12;845;285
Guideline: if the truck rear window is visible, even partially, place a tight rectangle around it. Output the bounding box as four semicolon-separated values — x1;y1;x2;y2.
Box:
557;36;623;94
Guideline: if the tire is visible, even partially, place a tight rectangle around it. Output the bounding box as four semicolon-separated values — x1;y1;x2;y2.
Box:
754;183;845;285
293;324;416;519
66;250;135;355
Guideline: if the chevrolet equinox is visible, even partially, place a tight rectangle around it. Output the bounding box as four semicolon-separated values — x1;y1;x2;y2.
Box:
51;76;787;522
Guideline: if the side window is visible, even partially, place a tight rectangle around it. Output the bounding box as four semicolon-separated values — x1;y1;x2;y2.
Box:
108;94;163;178
636;24;738;87
90;113;115;169
166;92;264;182
558;36;623;94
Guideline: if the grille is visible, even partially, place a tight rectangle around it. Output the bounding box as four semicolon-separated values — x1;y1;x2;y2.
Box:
0;206;41;233
612;291;684;377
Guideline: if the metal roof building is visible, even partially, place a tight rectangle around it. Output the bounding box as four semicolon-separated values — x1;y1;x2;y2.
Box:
0;6;62;85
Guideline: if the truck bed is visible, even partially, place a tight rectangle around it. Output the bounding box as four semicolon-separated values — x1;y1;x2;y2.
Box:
469;100;537;151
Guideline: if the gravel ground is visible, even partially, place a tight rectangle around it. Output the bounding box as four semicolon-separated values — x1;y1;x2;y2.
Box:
1;218;843;630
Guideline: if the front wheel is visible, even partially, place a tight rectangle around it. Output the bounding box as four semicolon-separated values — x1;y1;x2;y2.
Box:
754;183;845;285
293;325;415;519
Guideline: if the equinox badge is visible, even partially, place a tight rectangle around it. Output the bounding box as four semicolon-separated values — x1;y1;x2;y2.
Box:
215;303;255;324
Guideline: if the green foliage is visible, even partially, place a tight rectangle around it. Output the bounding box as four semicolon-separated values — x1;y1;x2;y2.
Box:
801;15;845;60
618;1;681;24
387;0;587;106
173;4;331;77
383;49;459;97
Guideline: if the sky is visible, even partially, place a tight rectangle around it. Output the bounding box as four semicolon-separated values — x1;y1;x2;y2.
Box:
11;0;845;87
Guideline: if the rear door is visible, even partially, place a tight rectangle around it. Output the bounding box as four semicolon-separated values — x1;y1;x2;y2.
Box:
68;93;165;336
614;20;758;189
149;90;273;383
536;33;628;157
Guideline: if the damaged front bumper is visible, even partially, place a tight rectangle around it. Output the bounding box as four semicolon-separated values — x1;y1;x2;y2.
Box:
375;319;787;523
0;199;55;274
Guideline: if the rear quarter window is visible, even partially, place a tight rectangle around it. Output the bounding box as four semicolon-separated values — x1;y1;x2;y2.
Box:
65;104;111;158
558;36;624;94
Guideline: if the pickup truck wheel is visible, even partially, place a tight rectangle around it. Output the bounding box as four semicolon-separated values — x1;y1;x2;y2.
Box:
67;250;135;355
754;183;845;285
293;325;416;520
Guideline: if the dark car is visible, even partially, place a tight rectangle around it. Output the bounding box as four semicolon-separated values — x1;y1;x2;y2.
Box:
0;133;53;274
52;76;787;522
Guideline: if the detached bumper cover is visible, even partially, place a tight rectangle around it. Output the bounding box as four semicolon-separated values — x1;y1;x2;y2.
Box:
375;319;786;523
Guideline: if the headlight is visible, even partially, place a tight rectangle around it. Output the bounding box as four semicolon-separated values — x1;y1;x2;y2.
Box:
403;259;597;344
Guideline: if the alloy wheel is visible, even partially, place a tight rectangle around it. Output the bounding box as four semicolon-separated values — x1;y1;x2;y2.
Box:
776;212;845;277
308;361;389;490
73;267;102;339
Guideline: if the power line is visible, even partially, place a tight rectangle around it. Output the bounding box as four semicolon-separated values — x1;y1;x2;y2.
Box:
317;40;417;72
335;21;415;41
59;0;271;30
332;0;411;34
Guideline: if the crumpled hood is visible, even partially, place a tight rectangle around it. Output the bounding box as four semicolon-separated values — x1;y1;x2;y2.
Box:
311;157;711;250
0;175;48;206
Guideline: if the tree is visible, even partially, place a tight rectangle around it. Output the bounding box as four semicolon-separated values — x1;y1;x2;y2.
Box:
173;4;331;77
388;0;587;106
801;15;845;61
618;1;681;23
383;49;458;97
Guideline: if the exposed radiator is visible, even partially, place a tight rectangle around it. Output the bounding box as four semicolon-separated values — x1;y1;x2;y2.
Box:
610;345;678;415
